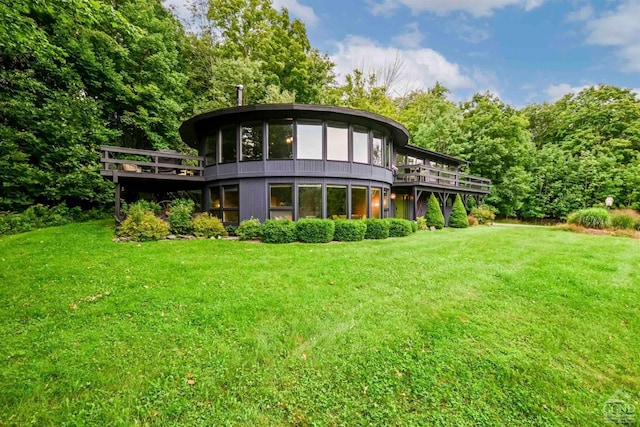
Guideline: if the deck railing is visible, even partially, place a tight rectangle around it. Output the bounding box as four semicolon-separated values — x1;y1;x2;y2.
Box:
100;146;204;177
395;164;491;193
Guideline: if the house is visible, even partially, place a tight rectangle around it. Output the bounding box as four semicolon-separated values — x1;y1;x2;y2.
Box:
100;104;489;223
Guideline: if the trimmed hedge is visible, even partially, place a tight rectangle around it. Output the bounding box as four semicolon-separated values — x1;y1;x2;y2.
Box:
296;219;335;243
333;220;367;242
236;218;263;240
364;218;389;239
386;218;413;237
425;194;445;229
567;207;610;229
262;219;297;243
448;194;469;228
191;213;226;238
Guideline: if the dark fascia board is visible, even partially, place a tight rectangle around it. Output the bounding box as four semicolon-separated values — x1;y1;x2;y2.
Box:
399;144;469;166
179;103;410;148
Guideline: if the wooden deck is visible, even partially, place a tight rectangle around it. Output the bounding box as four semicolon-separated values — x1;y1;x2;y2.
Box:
394;164;490;194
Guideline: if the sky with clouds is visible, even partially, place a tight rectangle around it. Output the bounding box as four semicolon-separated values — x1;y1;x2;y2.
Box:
164;0;640;106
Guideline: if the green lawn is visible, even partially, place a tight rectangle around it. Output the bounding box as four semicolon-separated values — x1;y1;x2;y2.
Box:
1;221;638;426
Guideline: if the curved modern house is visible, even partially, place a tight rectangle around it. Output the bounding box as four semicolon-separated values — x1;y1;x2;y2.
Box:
100;104;490;224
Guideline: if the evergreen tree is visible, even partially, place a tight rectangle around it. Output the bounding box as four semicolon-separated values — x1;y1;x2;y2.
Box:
448;194;469;228
425;193;445;229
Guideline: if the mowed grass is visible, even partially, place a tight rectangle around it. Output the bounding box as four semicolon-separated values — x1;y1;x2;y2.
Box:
0;221;638;426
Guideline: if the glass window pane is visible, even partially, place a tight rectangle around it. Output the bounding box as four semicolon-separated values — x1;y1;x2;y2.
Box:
268;120;293;159
211;188;221;210
298;185;322;218
242;122;263;161
223;186;239;208
205;133;217;165
327;186;347;219
221;125;237;163
269;210;293;220
223;211;239;223
270;185;292;207
385;139;391;168
353;127;369;164
396;153;406;165
383;188;389;212
297;121;323;160
373;132;383;166
351;186;367;219
371;187;381;218
327;123;348;161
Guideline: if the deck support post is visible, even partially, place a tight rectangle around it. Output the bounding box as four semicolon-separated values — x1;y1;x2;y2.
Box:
114;172;122;221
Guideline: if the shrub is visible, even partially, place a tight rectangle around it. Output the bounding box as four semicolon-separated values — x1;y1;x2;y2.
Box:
466;196;477;210
236;218;263;240
410;221;418;233
448;194;469;228
364;218;389;239
467;215;478;227
0;204;110;236
262;219;297;243
333;220;367;242
167;199;194;235
416;217;427;230
386;218;413;237
425;194;445;229
470;206;495;225
226;224;238;236
190;213;226;238
567;207;610;229
117;208;169;241
296;219;335;243
610;209;639;230
124;200;162;216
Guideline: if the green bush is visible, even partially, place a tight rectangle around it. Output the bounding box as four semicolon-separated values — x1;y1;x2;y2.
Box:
167;199;194;235
470;206;495;225
262;219;297;244
333;220;367;242
0;203;110;236
567;207;610;229
386;218;413;237
124;200;162;216
236;218;263;240
226;224;238;236
296;219;335;243
416;217;427;230
610;209;639;230
410;221;418;233
364;218;389;239
466;196;477;210
190;213;227;238
448;194;469;228
117;207;169;241
425;194;445;229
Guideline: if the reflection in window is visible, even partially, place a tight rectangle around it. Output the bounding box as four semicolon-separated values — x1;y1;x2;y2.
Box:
351;186;367;219
353;127;369;164
268;120;293;159
385;139;391;168
371;187;381;218
242;122;263;161
210;188;221;219
396;154;406;165
221;125;237;163
298;185;322;218
205;132;217;165
327;186;347;219
270;184;293;220
383;188;389;217
372;132;383;166
223;186;239;224
327;123;348;161
296;121;323;160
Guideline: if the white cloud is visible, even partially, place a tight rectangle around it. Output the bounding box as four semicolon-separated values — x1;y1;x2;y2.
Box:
544;83;591;101
583;1;640;71
368;0;545;17
272;0;319;27
566;4;594;22
392;22;425;48
330;35;475;96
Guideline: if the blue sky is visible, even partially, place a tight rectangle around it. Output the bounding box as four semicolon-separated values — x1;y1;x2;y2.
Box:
166;0;640;107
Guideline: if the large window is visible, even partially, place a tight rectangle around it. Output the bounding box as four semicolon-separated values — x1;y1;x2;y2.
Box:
210;188;221;218
221;125;237;163
372;132;383;166
385;139;391;169
351;186;367;219
326;122;348;161
383;188;389;218
371;187;381;218
296;121;323;160
327;185;347;219
298;185;322;218
223;186;239;223
270;184;293;220
241;122;263;161
268;120;293;159
353;127;369;164
205;132;217;165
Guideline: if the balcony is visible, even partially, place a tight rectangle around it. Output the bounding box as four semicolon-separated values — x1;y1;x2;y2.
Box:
394;164;490;193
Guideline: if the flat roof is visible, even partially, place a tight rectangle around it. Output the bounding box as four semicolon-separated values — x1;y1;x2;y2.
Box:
399;144;469;166
179;103;410;148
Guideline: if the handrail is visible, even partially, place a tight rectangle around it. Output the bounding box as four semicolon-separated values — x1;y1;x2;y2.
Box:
395;163;490;192
100;145;204;177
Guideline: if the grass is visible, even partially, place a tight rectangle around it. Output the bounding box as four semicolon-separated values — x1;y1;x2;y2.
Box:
1;221;639;426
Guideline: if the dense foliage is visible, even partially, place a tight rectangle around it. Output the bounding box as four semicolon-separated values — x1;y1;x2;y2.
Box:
448;195;469;228
295;219;335;243
236;217;264;240
386;218;413;237
333;220;367;241
364;218;390;240
425;194;445;229
117;203;170;241
190;213;227;237
262;219;297;243
167;199;195;234
566;208;610;229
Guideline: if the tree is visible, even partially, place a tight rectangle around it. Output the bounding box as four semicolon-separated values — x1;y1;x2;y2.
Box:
425;193;445;229
448;194;469;228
